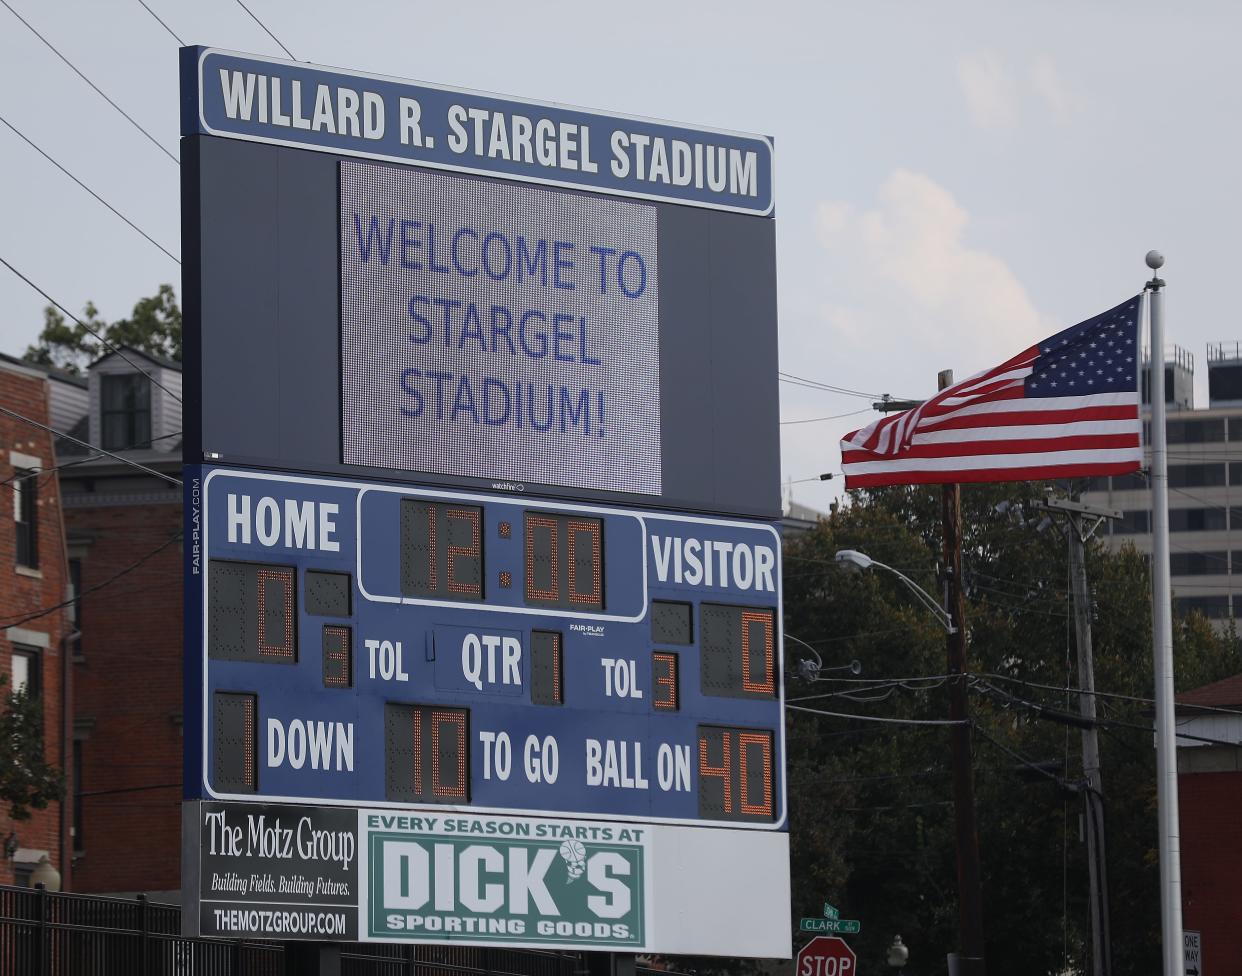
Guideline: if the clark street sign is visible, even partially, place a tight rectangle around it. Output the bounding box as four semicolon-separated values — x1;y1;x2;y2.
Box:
800;917;861;935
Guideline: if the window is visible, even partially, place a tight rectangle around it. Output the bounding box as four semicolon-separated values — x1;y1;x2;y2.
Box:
1175;595;1231;620
1114;470;1149;491
13;469;38;569
100;373;152;450
68;558;83;656
1169;464;1226;488
1165;419;1226;444
1169;508;1226;532
11;646;40;700
1115;510;1150;534
1170;552;1228;576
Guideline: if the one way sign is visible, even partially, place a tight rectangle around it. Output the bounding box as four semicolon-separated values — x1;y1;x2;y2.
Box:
1184;929;1201;976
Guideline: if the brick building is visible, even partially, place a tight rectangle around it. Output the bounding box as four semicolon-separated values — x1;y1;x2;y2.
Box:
56;348;183;895
1177;674;1242;976
0;354;73;889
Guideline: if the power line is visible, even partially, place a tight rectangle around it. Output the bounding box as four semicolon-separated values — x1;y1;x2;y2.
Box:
0;0;178;165
0;404;181;487
0;430;184;492
781;408;873;426
980;671;1242;719
0;256;183;403
136;0;183;44
778;370;889;400
0;531;181;628
784;700;968;720
235;0;296;60
0;116;181;265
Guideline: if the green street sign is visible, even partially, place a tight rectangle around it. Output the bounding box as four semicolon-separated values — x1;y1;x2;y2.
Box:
800;917;861;935
822;902;840;920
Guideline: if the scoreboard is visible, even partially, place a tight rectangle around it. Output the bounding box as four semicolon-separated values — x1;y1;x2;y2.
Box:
180;47;787;956
192;467;784;826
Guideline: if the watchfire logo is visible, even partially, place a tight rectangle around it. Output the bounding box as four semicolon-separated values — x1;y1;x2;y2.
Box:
368;829;645;947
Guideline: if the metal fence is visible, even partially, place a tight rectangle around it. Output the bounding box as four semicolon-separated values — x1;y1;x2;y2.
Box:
0;885;587;976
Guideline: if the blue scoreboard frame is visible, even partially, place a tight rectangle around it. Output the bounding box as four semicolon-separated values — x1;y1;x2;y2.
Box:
186;467;786;830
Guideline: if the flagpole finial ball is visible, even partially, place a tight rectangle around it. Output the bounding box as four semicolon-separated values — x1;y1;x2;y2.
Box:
1146;250;1165;270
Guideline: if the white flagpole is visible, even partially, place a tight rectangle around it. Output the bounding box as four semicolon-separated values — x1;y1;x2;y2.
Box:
1145;249;1183;976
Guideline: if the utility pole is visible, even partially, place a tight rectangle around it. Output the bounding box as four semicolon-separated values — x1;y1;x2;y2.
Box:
939;369;987;976
1041;494;1120;976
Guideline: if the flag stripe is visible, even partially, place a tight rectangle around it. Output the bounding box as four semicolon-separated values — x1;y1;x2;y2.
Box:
842;445;1142;474
916;404;1137;432
843;460;1143;489
912;419;1140;445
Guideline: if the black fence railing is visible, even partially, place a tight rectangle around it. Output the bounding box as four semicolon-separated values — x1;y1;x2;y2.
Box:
0;885;591;976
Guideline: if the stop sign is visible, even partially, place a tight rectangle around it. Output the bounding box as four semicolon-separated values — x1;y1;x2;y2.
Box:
797;935;856;976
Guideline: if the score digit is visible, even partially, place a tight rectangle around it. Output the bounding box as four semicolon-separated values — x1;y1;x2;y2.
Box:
208;560;297;663
400;500;484;601
523;512;604;611
701;604;777;699
384;703;470;802
697;725;775;822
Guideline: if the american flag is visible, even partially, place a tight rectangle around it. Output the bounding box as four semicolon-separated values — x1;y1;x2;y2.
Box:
840;296;1144;488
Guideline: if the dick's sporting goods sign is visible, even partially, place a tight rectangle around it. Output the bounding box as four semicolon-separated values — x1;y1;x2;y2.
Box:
363;811;647;946
186;802;658;950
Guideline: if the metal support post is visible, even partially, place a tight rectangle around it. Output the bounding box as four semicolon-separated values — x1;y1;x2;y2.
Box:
939;368;986;976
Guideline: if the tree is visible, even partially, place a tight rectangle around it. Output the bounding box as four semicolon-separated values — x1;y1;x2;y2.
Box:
782;482;1236;975
0;675;64;821
24;284;181;374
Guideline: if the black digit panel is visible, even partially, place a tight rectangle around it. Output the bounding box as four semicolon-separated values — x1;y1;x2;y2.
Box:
213;692;257;793
209;561;297;663
531;631;564;705
700;604;777;699
400;501;484;600
523;512;604;611
697;725;775;822
385;703;470;803
651;601;692;644
306;570;352;616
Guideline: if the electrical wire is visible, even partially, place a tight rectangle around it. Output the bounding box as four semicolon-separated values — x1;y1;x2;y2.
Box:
0;430;183;492
0;531;181;628
0;116;180;265
0;404;181;487
0;0;178;164
235;0;296;59
0;256;183;403
787;703;967;726
781;408;873;426
136;0;183;44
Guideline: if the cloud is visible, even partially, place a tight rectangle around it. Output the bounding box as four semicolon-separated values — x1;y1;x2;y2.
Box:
957;51;1018;129
1030;55;1083;123
815;170;1046;366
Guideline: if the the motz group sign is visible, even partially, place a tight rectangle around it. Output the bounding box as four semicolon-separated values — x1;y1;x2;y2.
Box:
181;46;788;956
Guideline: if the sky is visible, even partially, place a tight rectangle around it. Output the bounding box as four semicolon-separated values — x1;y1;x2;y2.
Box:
2;0;1240;514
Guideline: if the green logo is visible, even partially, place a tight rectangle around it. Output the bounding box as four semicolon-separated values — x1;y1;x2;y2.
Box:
366;815;645;947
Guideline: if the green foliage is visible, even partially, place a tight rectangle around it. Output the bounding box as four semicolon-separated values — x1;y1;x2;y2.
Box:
0;674;64;821
783;483;1237;975
24;284;181;374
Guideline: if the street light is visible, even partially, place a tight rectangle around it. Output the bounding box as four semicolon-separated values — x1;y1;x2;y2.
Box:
834;549;956;634
887;935;910;969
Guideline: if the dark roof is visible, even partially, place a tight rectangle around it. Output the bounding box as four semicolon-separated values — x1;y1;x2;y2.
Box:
87;345;182;372
0;351;89;388
1177;673;1242;709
